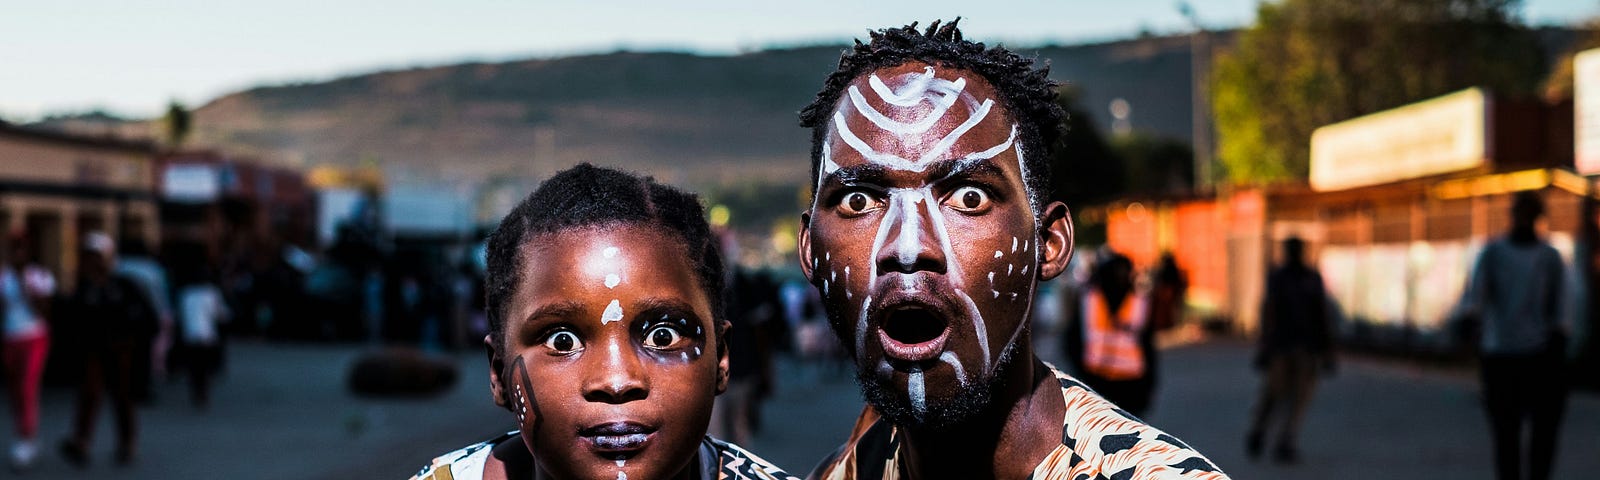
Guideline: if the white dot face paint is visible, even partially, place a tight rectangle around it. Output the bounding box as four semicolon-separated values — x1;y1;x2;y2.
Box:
604;274;621;289
601;299;624;325
603;247;620;258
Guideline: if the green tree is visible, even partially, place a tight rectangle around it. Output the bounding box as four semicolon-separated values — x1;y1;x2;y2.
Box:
1211;0;1544;185
162;100;191;149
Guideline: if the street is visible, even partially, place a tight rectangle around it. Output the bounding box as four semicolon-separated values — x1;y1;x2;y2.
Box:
4;337;1596;479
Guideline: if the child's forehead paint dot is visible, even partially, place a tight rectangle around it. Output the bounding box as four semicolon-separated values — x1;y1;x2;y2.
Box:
694;346;701;356
994;250;1003;258
603;247;620;258
604;274;621;289
1011;237;1018;253
826;252;831;261
601;300;624;324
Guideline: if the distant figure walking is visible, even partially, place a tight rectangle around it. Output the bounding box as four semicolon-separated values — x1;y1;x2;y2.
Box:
3;232;55;471
1465;191;1569;480
174;254;229;409
1069;251;1157;416
60;232;158;467
1246;236;1335;464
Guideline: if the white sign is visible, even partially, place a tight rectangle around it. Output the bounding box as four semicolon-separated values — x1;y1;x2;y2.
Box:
1577;48;1600;175
162;164;221;202
1310;88;1488;191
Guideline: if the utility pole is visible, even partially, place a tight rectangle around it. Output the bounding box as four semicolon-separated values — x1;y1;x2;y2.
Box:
1179;2;1213;193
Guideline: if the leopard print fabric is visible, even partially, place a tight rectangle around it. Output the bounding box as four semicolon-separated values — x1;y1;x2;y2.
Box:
810;364;1229;480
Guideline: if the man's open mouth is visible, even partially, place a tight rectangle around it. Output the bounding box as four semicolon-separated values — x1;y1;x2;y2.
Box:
876;306;950;362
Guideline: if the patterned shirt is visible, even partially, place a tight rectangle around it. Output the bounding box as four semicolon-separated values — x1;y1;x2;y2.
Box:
810;364;1229;480
410;431;801;480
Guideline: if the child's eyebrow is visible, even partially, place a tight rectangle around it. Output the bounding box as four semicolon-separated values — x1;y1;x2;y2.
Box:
521;300;586;325
631;297;701;319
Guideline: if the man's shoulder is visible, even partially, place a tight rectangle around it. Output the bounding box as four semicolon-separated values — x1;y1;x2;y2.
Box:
1048;368;1230;479
407;431;515;480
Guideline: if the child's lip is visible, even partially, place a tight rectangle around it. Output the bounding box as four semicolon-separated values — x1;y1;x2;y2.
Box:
581;422;657;452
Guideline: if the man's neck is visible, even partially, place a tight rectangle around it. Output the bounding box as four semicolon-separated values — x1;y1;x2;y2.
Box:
897;349;1064;480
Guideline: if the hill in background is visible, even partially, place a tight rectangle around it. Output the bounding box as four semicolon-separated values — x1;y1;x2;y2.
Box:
177;33;1208;191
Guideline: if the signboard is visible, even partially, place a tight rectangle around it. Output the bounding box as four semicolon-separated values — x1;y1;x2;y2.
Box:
162;163;221;202
1578;48;1600;175
1310;88;1488;191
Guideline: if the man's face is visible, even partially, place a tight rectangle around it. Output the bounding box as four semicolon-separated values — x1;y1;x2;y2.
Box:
491;226;726;480
800;62;1070;428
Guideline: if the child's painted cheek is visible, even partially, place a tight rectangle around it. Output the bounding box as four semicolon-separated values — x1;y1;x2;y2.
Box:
505;356;539;429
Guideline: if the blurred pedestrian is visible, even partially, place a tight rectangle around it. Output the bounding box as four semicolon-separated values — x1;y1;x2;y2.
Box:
174;253;229;409
3;232;54;471
60;232;158;467
114;236;171;402
1463;191;1569;480
1246;236;1335;464
1069;250;1157;416
1149;252;1188;331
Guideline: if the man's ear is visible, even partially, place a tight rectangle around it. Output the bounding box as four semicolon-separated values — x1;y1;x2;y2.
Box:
798;211;816;282
485;334;507;408
715;320;731;395
1036;201;1075;281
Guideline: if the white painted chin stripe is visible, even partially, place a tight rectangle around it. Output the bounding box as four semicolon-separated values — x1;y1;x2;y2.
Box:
908;366;926;417
940;351;969;387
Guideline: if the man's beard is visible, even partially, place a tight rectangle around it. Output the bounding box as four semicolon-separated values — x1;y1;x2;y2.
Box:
855;337;1023;432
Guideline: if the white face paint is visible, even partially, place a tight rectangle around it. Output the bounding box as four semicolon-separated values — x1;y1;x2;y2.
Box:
908;366;926;418
601;299;624;325
603;247;620;258
604;274;621;289
813;64;1044;391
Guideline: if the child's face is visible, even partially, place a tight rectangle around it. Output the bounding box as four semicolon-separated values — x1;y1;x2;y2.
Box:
493;225;725;480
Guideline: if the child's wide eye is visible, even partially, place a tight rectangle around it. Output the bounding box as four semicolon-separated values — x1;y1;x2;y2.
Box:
543;330;583;353
644;325;685;350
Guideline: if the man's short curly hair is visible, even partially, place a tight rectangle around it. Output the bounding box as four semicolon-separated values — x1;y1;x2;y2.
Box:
798;19;1066;212
484;163;727;358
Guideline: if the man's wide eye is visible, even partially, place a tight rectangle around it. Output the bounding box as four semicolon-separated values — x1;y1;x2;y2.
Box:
543;331;582;353
945;186;991;212
838;191;882;216
645;325;684;349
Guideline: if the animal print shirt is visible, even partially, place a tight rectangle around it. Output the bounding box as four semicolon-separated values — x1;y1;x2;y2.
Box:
809;364;1229;480
409;431;800;480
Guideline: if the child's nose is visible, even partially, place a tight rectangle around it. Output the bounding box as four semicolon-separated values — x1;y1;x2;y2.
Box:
582;339;649;404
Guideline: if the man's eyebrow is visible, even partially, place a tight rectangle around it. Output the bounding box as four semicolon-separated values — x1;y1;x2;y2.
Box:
926;157;1005;183
824;162;888;188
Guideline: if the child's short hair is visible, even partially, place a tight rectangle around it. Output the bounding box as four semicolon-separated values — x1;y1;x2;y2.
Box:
484;163;727;356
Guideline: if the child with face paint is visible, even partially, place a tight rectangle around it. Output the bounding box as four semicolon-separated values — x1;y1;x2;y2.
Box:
408;164;798;480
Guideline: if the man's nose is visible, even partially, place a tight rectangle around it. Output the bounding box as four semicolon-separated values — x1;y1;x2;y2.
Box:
876;190;947;276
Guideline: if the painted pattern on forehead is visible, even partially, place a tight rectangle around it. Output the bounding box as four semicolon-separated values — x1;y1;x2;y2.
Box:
819;65;1021;180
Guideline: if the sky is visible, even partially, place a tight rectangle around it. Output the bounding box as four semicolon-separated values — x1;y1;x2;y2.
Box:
3;0;1597;121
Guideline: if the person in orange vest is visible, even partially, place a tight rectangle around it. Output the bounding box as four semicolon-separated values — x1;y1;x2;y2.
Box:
1069;250;1157;417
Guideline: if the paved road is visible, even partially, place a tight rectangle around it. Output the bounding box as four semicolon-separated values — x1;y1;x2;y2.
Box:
4;338;1596;479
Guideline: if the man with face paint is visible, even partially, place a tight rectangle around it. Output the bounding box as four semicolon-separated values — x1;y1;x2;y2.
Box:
799;21;1228;479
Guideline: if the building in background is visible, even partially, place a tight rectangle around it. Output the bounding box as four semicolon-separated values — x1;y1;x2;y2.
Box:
0;123;159;291
1104;87;1592;357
